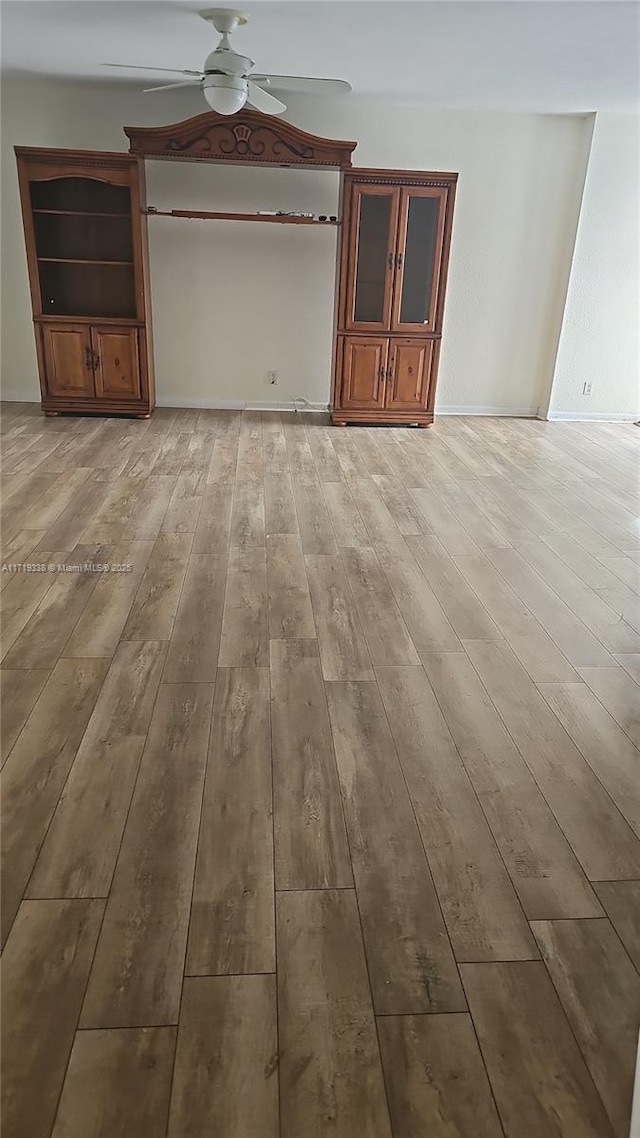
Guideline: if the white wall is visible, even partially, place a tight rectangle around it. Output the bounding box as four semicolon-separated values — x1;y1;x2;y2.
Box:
1;76;593;411
145;160;339;407
547;112;640;419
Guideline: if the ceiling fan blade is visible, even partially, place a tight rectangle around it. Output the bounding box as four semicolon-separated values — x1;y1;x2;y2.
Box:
250;75;352;96
143;80;203;93
102;63;203;77
246;81;286;115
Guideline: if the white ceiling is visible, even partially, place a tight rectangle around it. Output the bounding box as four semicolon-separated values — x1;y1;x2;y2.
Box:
1;0;639;114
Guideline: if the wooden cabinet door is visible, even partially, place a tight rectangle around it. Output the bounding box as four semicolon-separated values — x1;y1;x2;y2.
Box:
344;186;400;332
91;326;141;401
386;339;433;412
41;323;94;399
340;337;388;410
391;187;447;333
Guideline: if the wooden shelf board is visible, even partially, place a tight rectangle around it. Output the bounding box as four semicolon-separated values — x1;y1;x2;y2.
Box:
37;258;133;266
144;208;339;226
34;314;143;326
40;311;138;321
32;209;131;218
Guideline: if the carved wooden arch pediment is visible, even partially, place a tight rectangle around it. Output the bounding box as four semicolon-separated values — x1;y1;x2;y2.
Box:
124;110;356;169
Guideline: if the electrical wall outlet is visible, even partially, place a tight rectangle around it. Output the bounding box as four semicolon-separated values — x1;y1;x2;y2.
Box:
267;370;278;385
583;381;593;396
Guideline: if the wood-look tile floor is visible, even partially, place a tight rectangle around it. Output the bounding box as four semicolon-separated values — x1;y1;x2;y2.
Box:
2;403;640;1138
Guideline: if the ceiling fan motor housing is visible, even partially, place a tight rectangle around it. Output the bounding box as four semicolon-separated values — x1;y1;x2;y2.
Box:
203;48;255;77
204;74;247;93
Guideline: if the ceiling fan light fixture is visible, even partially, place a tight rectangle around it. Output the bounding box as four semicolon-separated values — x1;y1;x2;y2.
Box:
203;73;247;114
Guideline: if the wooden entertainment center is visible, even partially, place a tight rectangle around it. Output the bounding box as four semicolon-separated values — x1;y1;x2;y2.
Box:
16;110;457;426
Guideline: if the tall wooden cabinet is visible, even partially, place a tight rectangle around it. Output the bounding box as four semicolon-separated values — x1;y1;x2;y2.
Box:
15;122;455;426
331;169;457;427
15;148;154;417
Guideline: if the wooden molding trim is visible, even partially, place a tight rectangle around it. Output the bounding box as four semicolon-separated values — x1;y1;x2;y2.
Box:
345;167;458;187
124;110;357;168
14;147;139;172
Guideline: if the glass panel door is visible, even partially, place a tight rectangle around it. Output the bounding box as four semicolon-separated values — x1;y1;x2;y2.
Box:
391;188;446;332
345;186;399;331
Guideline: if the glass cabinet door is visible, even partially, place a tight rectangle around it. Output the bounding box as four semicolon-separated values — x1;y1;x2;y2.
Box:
391;187;446;332
345;185;400;331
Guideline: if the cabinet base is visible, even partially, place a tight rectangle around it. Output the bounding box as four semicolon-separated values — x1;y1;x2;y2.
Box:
331;410;434;428
41;399;154;419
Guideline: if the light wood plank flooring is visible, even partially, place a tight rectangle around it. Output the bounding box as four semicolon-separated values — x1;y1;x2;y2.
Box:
2;404;640;1138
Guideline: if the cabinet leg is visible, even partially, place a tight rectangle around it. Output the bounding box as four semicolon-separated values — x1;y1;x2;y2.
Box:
417;422;429;429
44;411;60;417
136;413;151;420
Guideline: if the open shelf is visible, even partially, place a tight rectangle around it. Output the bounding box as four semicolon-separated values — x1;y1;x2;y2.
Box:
39;260;136;319
33;211;133;263
145;207;339;226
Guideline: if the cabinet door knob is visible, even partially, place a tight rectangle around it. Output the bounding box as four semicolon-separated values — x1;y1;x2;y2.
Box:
378;366;386;381
92;351;100;370
84;347;93;370
395;252;404;269
387;252;394;270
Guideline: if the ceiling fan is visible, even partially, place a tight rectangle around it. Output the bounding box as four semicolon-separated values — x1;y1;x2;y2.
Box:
104;8;352;116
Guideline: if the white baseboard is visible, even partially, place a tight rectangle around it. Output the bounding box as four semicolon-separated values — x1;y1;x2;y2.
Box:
248;400;329;412
156;397;329;412
545;410;640;422
156;398;244;410
436;406;537;417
